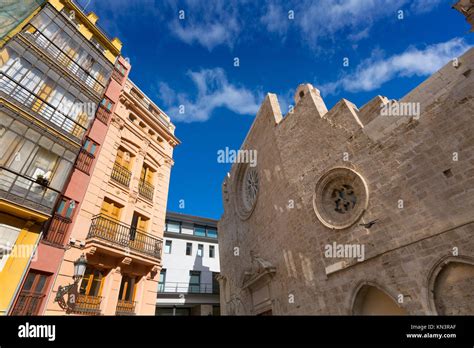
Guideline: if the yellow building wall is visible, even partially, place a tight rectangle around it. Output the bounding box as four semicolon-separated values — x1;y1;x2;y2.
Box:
0;213;41;315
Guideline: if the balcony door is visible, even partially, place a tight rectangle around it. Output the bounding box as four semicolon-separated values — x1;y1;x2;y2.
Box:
116;275;138;315
130;211;149;240
99;198;123;241
77;266;105;315
79;267;105;297
158;269;166;293
11;271;50;315
140;165;154;185
119;275;137;302
115;147;132;170
189;271;201;293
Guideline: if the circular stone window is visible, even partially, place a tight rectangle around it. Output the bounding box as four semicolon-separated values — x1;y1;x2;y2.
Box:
313;167;368;229
234;164;259;220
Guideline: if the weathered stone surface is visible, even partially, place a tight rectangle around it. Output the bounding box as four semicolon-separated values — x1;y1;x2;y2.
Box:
218;48;474;315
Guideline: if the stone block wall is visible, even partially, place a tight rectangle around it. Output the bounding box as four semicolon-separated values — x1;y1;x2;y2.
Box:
218;48;474;315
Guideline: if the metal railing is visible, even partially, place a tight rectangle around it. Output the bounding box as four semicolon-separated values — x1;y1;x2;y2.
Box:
115;299;136;315
21;24;106;95
110;162;131;187
73;294;102;315
10;291;45;316
0;72;88;142
44;213;71;247
0;166;60;215
95;104;111;124
87;214;163;259
138;180;154;201
75;148;95;174
158;282;219;294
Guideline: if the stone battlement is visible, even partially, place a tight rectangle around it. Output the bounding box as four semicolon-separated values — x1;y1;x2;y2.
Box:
249;47;473;146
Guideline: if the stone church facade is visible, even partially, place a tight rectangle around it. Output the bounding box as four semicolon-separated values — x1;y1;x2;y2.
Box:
217;46;474;315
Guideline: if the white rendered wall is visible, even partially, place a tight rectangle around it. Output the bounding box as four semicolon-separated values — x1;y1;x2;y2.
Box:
161;235;220;286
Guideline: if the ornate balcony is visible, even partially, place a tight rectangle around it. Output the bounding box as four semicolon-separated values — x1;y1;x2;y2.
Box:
44;214;72;247
138;180;154;201
87;214;163;260
75;148;95;174
73;295;102;315
0;72;88;142
0;166;60;215
115;300;136;315
111;162;131;187
21;24;107;96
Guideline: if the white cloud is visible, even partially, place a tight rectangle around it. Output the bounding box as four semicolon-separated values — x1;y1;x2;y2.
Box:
319;38;471;95
262;0;445;49
166;0;242;50
81;0;445;51
261;3;289;37
348;28;370;42
158;68;261;122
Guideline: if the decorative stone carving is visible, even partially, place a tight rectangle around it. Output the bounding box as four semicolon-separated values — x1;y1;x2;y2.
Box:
313;167;369;229
111;115;125;130
86;247;97;256
121;257;132;265
227;293;246;315
241;251;276;289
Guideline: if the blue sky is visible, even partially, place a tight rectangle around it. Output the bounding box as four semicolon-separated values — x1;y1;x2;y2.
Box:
77;0;472;220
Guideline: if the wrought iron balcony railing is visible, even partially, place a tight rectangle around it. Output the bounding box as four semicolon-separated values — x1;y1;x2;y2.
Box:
21;24;107;95
158;282;219;295
73;294;102;315
138;180;154;201
95;104;111;124
44;213;72;247
87;214;163;259
0;166;60;215
75;148;95;174
110;162;131;187
10;291;45;316
0;72;88;142
115;299;136;315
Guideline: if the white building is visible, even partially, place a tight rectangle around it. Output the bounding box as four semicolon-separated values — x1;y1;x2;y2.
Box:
156;212;220;315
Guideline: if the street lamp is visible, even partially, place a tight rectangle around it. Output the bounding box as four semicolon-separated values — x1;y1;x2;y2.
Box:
55;254;88;312
73;254;87;283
